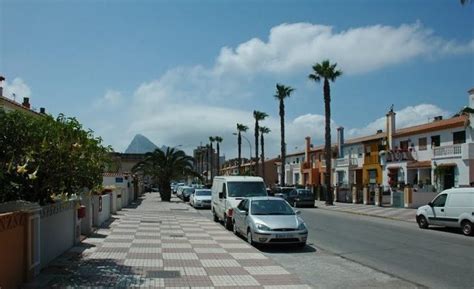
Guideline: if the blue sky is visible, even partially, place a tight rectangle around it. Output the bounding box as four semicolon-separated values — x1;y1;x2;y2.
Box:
1;0;473;158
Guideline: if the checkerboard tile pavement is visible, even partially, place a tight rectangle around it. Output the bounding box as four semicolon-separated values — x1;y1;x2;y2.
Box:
23;193;312;289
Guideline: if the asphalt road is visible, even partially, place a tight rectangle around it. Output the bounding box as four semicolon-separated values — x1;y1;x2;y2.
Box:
298;207;474;289
194;203;474;289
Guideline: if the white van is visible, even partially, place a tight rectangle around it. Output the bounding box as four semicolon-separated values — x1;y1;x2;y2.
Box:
211;176;267;230
416;188;474;236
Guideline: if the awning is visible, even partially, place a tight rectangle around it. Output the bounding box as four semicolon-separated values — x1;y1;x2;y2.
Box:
437;163;457;167
407;161;431;169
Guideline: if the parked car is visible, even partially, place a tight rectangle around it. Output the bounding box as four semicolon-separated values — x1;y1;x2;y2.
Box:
176;185;187;198
273;187;297;202
292;189;315;207
181;187;195;202
190;189;212;208
173;182;185;194
211;176;267;230
232;197;308;247
416;188;474;236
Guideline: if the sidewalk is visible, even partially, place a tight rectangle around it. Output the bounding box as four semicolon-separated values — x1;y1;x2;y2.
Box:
24;193;311;289
314;201;417;223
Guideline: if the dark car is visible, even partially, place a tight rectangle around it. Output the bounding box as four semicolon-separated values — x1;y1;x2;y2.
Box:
273;187;297;202
182;187;195;202
291;189;315;207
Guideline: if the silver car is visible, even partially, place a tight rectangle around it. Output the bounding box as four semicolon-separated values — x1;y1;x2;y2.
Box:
190;189;212;208
232;197;308;247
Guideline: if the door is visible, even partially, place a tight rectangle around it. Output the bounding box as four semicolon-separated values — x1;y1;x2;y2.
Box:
443;167;455;190
217;182;227;220
429;193;447;226
235;199;248;234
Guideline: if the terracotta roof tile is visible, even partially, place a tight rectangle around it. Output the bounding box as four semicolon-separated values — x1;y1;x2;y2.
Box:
394;115;467;137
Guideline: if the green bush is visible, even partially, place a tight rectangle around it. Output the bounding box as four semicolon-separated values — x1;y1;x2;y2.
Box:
0;109;112;204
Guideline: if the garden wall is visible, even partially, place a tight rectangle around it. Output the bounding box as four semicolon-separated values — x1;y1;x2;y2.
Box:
92;194;111;227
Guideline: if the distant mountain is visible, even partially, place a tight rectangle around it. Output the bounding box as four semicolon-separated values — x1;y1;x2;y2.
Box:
125;134;158;154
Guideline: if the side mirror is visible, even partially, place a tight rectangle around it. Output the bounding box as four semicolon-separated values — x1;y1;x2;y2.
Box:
295;210;301;215
218;192;224;199
428;202;433;207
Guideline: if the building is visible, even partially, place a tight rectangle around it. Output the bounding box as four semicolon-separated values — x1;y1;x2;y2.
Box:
0;76;45;117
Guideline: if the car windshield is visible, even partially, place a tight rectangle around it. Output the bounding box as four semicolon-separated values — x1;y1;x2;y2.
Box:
227;182;267;198
251;200;295;215
298;189;313;196
195;190;211;196
279;188;296;196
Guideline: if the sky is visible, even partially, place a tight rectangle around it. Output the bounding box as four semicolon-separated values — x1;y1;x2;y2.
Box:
1;0;473;160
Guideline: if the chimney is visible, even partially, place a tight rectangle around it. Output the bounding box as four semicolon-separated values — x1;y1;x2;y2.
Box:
22;97;31;109
0;76;5;97
337;127;344;157
40;107;46;114
386;106;396;150
305;137;311;163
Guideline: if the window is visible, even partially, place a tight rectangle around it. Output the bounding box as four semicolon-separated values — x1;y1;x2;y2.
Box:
237;199;247;211
432;194;447;207
418;137;427;151
368;170;377;184
227;182;267;197
453;131;466;144
431;135;440;147
400;140;409;150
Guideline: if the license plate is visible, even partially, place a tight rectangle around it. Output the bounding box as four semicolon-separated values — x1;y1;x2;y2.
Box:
275;234;293;239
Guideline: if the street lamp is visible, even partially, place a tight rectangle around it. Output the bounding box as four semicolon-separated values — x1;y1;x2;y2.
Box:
233;133;252;161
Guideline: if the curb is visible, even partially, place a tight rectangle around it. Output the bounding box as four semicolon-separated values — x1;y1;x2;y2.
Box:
316;205;416;223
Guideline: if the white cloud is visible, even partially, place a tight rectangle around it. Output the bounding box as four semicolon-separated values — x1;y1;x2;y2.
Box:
346;104;450;138
215;22;474;75
86;22;470;157
3;78;32;100
93;90;123;109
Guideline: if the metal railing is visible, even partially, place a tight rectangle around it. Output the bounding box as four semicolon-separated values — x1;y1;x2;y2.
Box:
433;144;462;158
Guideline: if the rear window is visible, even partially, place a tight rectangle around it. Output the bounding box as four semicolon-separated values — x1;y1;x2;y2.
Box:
227;181;267;197
298;189;313;196
183;188;195;194
195;190;211;196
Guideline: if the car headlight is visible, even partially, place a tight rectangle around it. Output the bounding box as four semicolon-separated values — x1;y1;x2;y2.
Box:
297;222;307;230
256;223;271;231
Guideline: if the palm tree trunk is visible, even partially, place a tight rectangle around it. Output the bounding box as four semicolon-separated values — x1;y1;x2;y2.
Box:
324;78;333;205
261;133;265;183
209;143;213;181
255;121;259;176
280;98;286;186
238;133;242;174
216;142;220;176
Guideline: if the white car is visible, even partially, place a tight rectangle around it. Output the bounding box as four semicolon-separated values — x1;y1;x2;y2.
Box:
416;188;474;236
211;176;267;230
190;189;212;208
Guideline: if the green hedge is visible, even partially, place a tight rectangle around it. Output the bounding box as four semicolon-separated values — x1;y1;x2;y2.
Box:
0;109;112;204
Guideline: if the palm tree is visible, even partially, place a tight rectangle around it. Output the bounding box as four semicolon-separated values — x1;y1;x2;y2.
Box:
132;147;197;201
259;126;271;182
253;110;268;176
236;123;249;174
309;60;342;205
209;136;215;182
274;83;294;186
215;136;223;176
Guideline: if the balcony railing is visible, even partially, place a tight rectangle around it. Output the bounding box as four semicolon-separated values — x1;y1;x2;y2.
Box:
433;144;462;158
350;158;359;167
336;158;349;167
386;150;415;162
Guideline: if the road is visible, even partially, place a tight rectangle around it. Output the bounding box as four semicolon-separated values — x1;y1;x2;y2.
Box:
195;205;474;289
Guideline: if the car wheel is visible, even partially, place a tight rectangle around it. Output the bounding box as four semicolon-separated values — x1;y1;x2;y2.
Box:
224;215;233;231
461;220;473;236
417;215;429;229
213;210;219;222
247;229;254;245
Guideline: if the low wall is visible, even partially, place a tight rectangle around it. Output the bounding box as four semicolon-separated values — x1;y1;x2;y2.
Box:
40;201;76;269
122;189;129;208
117;189;123;211
0;212;27;289
92;194;111;227
411;191;438;208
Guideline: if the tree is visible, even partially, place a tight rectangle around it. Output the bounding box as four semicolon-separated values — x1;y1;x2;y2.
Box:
236;123;249;174
215;136;223;176
209;136;215;181
132;147;197;201
309;60;342;205
253;110;268;176
259;126;271;183
274;83;294;186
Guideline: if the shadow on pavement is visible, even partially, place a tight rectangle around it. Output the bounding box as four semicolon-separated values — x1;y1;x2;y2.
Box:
428;226;468;236
256;243;318;254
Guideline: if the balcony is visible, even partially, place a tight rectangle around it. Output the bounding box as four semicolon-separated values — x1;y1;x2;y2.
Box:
433;144;462;159
386;150;415;162
301;161;311;170
336;158;349;167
